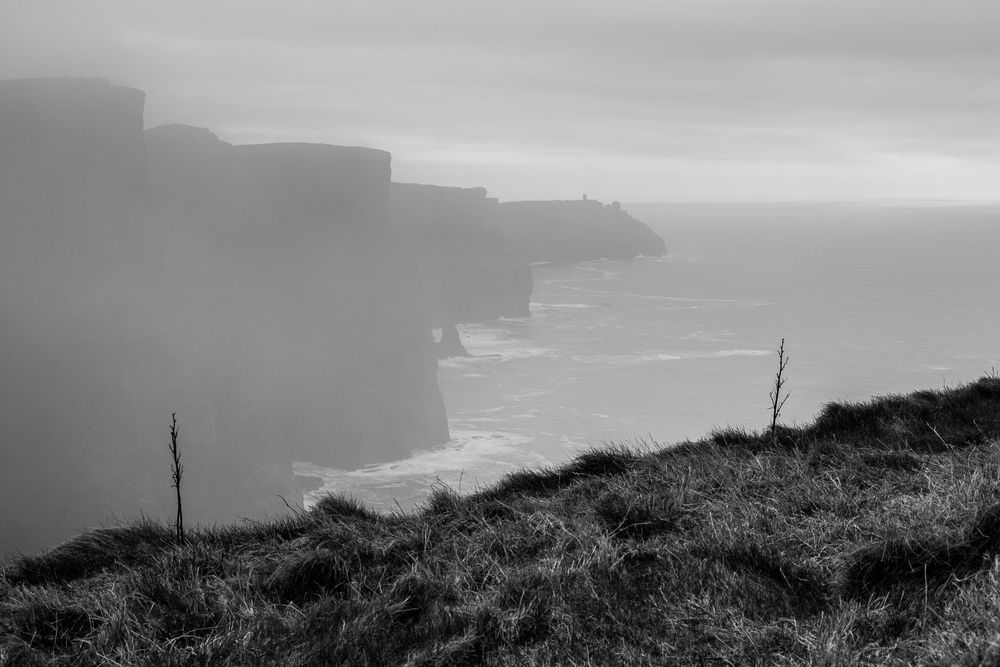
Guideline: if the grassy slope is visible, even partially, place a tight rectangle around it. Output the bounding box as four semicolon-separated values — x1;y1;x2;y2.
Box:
3;377;1000;666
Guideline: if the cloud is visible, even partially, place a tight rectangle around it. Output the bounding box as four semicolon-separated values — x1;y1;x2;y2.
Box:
3;1;1000;200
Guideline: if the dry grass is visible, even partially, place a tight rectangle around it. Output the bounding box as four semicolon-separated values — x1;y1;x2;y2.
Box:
3;376;1000;665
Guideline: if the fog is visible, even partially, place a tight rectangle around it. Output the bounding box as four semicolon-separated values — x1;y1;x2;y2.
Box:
3;3;1000;555
1;76;661;554
4;2;1000;201
0;80;449;553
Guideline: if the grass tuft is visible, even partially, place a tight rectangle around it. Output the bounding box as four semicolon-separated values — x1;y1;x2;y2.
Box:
312;493;379;523
841;501;1000;600
475;444;641;502
11;600;95;649
266;548;351;604
718;542;830;615
7;519;174;586
593;490;679;539
860;449;923;471
809;376;1000;451
425;485;468;517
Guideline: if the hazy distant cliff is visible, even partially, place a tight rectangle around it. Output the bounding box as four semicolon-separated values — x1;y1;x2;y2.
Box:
0;81;448;554
390;183;532;324
496;198;666;262
0;79;165;555
147;126;449;468
0;78;147;203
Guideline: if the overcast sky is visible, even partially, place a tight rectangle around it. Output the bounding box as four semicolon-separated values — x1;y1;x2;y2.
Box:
4;1;1000;202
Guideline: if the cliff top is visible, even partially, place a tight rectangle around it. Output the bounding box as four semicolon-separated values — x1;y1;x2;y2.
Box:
3;376;1000;664
236;142;390;162
0;77;144;108
145;124;391;166
146;123;231;146
1;77;122;93
392;182;490;198
500;197;613;208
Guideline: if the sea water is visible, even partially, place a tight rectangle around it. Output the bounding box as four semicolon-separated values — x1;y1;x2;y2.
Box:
298;202;1000;510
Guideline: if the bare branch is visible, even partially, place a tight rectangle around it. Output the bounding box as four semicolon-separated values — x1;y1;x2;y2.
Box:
769;339;790;437
169;412;185;544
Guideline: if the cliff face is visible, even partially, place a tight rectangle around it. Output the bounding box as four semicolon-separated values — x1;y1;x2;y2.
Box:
0;79;168;555
220;142;449;467
496;199;666;263
147;129;450;472
0;78;147;203
390;183;532;324
0;82;448;555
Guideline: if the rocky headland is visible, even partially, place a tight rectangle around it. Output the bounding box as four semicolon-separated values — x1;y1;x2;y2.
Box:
496;198;667;262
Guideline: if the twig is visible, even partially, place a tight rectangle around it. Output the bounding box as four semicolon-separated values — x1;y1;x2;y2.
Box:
169;412;185;544
769;338;790;437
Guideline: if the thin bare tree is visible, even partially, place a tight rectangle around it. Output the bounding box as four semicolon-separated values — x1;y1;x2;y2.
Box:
769;339;790;436
169;412;185;544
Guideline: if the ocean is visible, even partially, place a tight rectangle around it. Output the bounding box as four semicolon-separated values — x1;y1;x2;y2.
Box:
297;202;1000;510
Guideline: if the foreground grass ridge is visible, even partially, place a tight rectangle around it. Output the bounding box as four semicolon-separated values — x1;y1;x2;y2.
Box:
4;377;1000;665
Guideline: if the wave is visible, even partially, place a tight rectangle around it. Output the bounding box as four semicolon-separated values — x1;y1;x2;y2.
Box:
294;428;545;510
550;282;770;308
672;349;770;359
438;346;553;369
530;301;599;310
572;349;771;366
681;330;736;343
655;252;704;263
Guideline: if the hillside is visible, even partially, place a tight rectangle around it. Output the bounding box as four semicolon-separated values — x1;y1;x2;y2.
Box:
4;377;1000;665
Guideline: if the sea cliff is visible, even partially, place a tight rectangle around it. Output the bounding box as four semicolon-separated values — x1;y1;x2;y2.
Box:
0;81;448;555
147;127;450;470
390;182;532;324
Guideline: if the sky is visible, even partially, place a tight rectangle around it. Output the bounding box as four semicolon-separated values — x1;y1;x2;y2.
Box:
3;0;1000;202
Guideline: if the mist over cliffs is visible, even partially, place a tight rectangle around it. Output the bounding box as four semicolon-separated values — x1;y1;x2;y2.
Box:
144;126;449;470
390;183;532;326
497;198;667;262
388;185;667;326
0;80;447;554
0;78;666;555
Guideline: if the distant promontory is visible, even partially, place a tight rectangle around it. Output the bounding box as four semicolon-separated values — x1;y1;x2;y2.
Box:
496;198;666;262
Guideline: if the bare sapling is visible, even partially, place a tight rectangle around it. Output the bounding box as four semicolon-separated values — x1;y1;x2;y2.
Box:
169;412;185;544
769;338;790;436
